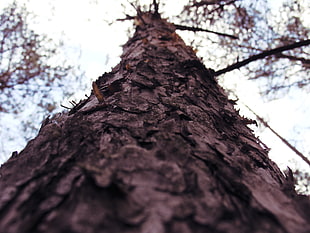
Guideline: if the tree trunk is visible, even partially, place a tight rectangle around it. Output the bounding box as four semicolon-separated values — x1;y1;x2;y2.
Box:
0;12;309;233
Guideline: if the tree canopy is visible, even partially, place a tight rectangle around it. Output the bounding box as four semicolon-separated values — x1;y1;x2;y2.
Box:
0;1;72;113
177;0;310;96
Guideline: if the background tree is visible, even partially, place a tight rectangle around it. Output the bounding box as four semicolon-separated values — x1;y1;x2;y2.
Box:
0;1;85;156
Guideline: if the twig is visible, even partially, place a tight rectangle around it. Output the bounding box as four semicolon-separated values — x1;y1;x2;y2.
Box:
60;104;71;110
153;0;159;16
117;14;135;22
174;24;238;40
241;101;310;167
128;1;146;25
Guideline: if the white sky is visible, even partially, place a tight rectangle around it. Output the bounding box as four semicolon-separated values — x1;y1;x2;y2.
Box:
0;0;309;173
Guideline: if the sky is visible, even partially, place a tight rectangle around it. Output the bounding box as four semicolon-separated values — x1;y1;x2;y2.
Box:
0;0;309;174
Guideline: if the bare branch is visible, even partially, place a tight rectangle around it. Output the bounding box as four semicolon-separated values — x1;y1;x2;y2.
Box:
116;14;135;22
242;102;310;168
174;24;238;39
190;0;237;8
214;39;310;76
153;0;159;16
275;53;310;67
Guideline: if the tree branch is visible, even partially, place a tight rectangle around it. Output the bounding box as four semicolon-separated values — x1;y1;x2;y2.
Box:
116;14;135;22
275;53;310;67
214;39;310;76
190;0;237;7
152;0;160;16
174;24;238;39
241;102;310;168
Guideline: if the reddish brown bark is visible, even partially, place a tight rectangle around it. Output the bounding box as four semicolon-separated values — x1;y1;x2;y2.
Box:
0;11;309;233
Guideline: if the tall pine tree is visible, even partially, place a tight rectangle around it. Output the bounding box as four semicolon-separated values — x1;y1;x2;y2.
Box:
0;7;309;233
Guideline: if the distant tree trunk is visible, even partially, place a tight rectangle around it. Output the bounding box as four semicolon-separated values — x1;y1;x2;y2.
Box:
0;11;309;233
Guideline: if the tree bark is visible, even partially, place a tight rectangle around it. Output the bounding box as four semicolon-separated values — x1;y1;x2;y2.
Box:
0;11;309;233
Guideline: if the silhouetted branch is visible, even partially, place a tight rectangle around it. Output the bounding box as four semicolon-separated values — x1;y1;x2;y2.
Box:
152;0;159;16
174;24;238;39
189;0;237;7
242;102;310;168
116;14;135;21
214;39;310;76
275;53;310;67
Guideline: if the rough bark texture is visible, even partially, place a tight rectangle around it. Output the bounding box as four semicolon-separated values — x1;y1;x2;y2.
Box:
0;12;309;233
